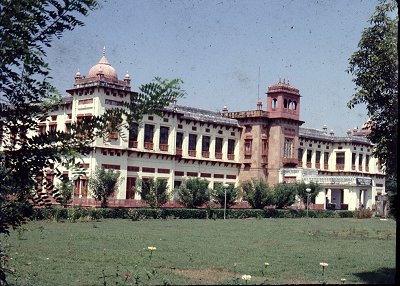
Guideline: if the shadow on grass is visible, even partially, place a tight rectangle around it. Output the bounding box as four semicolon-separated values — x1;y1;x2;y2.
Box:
354;267;395;284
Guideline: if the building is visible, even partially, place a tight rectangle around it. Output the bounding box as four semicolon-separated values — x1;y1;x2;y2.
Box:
14;49;385;210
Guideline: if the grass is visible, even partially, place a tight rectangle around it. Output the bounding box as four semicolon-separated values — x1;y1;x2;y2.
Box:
1;217;395;285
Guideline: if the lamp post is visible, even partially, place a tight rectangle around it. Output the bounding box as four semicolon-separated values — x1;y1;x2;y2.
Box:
223;183;229;220
306;188;311;217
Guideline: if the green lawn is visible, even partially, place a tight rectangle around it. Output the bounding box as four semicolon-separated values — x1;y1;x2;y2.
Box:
1;217;395;285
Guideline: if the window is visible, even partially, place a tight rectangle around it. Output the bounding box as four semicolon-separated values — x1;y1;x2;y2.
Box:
359;154;363;170
283;138;293;158
315;151;321;166
366;155;370;171
336;152;345;170
189;134;197;156
284;98;288;108
144;124;154;149
126;177;136;199
176;132;183;149
324;152;329;169
159;126;169;146
352;153;356;170
306;150;312;163
144;124;154;143
272;98;278;109
215;137;223;159
202;136;210;157
228;139;235;154
298;148;303;162
262;139;268;156
228;139;235;160
129;123;139;141
244;139;252;158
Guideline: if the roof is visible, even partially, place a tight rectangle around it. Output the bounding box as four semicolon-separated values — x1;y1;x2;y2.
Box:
164;104;240;127
299;127;372;145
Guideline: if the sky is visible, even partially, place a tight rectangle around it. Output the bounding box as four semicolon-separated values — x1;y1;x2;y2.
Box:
46;0;379;136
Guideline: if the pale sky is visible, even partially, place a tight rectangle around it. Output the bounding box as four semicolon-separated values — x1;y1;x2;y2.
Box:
46;0;378;135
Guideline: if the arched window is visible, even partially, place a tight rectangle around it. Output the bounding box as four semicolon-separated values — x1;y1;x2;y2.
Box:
293;101;297;110
272;98;278;109
284;99;288;108
288;100;292;109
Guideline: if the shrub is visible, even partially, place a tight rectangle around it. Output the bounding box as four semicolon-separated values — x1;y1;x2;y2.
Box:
212;183;238;208
354;208;373;219
174;178;211;208
241;178;273;209
272;183;297;209
134;178;170;208
89;166;121;208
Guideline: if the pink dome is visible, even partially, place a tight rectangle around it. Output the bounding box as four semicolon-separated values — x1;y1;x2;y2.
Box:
87;48;118;80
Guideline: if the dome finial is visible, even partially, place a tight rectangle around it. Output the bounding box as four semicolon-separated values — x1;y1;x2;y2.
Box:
103;46;106;56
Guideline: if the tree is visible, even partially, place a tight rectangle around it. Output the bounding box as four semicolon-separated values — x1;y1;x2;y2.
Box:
88;166;120;208
54;178;73;208
272;183;297;209
0;0;99;235
241;178;273;209
212;183;238;208
0;0;184;235
174;178;211;208
347;0;398;219
135;178;170;208
295;181;322;206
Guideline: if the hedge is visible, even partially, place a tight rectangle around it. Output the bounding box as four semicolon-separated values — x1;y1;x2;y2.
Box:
29;207;357;221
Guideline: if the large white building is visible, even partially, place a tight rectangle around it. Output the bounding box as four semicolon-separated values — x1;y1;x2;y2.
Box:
9;49;385;211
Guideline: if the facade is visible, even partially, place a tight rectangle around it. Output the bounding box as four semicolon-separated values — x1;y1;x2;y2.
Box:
4;49;385;210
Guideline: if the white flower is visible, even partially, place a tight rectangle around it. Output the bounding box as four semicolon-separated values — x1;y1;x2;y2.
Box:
341;278;346;282
320;262;329;267
264;262;270;266
148;246;156;251
241;274;252;281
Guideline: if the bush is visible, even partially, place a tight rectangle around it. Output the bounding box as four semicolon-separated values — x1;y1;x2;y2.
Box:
273;183;297;209
135;178;170;208
212;183;238;208
174;178;211;208
354;208;373;219
241;178;273;209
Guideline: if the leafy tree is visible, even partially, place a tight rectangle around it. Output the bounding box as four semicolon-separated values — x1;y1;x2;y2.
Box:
295;181;322;206
88;166;120;208
241;178;273;209
0;0;184;236
174;178;211;208
272;183;297;209
135;178;170;208
347;0;398;219
0;0;99;235
212;183;238;208
54;178;73;208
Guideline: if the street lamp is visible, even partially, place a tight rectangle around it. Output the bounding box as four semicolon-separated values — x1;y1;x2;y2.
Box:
306;188;311;217
223;183;229;220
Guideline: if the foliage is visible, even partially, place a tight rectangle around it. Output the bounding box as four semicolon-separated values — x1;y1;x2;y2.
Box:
211;183;238;208
272;183;297;209
54;178;73;208
241;178;273;209
0;0;185;236
174;178;211;208
134;178;170;208
0;0;98;236
295;181;323;206
347;0;398;219
88;166;120;208
354;208;374;219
